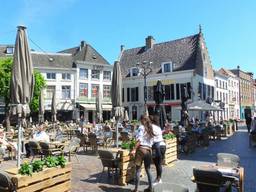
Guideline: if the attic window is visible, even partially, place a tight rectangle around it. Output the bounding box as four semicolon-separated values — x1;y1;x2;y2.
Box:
6;47;14;54
162;62;173;73
130;67;139;77
92;54;97;59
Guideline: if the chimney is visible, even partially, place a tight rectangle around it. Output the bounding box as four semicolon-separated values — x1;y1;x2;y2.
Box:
120;45;125;52
80;41;85;50
145;36;155;49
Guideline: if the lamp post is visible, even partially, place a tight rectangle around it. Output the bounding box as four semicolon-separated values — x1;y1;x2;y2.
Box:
136;61;152;112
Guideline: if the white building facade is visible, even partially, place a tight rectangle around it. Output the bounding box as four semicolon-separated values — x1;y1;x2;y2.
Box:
119;31;215;122
214;71;229;120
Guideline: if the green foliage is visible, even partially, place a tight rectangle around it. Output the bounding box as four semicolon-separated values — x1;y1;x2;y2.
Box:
32;160;44;172
30;70;46;112
0;58;13;107
56;155;67;168
163;133;176;140
44;156;58;168
121;138;136;150
18;162;33;176
18;155;67;176
131;119;139;125
0;58;46;113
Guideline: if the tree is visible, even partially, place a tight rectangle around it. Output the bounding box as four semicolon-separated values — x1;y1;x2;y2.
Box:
30;70;46;113
0;58;46;127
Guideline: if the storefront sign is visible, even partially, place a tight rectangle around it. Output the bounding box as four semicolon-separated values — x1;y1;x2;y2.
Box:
148;79;175;86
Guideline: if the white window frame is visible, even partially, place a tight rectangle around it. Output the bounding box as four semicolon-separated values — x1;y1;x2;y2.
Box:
130;67;140;77
62;73;71;80
161;62;173;73
46;73;56;80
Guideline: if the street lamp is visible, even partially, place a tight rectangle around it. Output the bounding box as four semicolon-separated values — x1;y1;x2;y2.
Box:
136;61;153;111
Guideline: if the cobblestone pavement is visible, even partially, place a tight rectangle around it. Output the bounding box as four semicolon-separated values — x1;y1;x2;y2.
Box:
0;126;255;192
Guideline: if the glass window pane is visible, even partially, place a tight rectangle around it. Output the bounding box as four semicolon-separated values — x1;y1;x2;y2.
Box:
79;83;88;97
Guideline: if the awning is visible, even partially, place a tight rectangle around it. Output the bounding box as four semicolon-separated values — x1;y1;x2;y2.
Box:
102;104;112;111
79;104;96;110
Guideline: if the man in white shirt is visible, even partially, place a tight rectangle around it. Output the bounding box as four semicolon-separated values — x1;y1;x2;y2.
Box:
33;124;49;143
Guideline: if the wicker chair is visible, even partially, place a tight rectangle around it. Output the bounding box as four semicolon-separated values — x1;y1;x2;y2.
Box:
39;142;62;158
62;138;80;162
193;167;232;192
0;171;16;192
153;183;188;192
27;141;42;161
98;150;120;183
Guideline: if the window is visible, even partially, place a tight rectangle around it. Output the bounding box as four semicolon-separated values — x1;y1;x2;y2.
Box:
198;82;202;99
79;68;88;79
207;85;211;97
103;71;111;80
170;84;175;100
211;86;214;99
62;86;71;99
91;84;99;97
122;88;124;102
46;86;55;99
164;85;171;100
130;68;139;77
147;86;154;101
6;47;14;54
79;83;88;97
103;85;111;97
163;63;172;73
131;87;139;102
127;88;130;102
46;73;56;80
187;82;191;99
176;84;180;100
92;70;100;79
62;73;71;80
204;67;207;77
202;84;206;100
132;105;137;120
215;80;218;88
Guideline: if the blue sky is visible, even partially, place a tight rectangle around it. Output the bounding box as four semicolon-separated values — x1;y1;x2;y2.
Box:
1;0;255;75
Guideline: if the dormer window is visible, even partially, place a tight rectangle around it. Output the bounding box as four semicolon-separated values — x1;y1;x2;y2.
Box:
130;67;139;77
6;47;14;54
162;62;173;73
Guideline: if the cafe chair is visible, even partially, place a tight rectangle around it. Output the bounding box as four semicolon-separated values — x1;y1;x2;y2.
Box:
0;171;16;192
193;167;233;192
153;183;189;192
217;153;240;168
39;142;62;158
98;150;120;183
62;138;80;162
27;141;42;162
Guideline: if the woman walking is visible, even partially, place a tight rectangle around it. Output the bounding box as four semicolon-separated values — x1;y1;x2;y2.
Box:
149;115;166;185
131;115;155;192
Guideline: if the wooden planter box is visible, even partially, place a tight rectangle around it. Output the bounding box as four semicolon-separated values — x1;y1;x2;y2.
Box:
5;162;72;192
118;149;144;186
163;138;177;166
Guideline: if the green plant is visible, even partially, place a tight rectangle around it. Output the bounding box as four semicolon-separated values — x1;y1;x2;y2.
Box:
32;160;44;172
121;139;136;150
56;155;67;168
163;133;176;140
44;156;58;168
18;162;33;176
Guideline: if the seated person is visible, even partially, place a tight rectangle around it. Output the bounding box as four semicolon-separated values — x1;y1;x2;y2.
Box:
0;129;17;158
25;123;49;157
33;123;50;143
